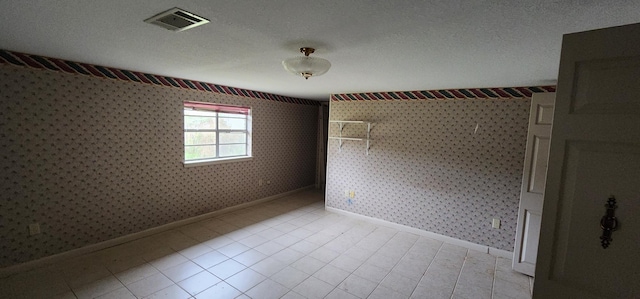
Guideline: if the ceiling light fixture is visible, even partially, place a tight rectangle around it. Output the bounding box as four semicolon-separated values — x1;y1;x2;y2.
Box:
282;47;331;80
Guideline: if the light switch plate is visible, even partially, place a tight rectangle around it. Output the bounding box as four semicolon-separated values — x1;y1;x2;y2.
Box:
492;218;501;229
29;223;41;235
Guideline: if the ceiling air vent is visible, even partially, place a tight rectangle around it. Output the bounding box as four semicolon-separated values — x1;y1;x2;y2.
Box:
144;7;209;32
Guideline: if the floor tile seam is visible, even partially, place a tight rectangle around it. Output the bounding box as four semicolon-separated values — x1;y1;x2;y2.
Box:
270;267;306;290
296;276;341;299
299;224;345;248
164;200;323;296
365;226;400;256
310;266;351;293
166;262;211;285
350;227;417;296
67;286;80;299
102;254;168;293
99;255;165;298
2;196;320;299
342;285;368;299
196;279;244;298
343;231;393;283
244;278;289;298
449;248;470;299
122;269;175;298
179;246;217;261
135;252;215;297
407;240;445;298
144;282;191;299
396;234;434;262
47;269;78;299
375;228;421;276
491;256;498;299
344;222;382;249
184;268;229;297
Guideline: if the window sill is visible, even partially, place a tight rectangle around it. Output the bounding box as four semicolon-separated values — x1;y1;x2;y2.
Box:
183;156;253;167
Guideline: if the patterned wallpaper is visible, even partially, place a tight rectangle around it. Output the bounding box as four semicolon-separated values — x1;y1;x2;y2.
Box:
325;93;550;251
0;63;318;268
0;49;319;106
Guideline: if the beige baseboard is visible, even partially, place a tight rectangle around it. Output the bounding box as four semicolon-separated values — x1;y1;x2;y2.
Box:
0;185;314;278
325;207;513;259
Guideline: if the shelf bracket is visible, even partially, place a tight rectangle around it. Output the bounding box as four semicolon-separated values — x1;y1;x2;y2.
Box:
338;122;344;152
366;122;370;155
329;120;371;155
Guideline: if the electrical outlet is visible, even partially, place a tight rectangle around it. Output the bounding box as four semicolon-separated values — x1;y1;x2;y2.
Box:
29;223;41;235
259;179;263;186
349;190;355;198
344;190;350;198
492;218;501;229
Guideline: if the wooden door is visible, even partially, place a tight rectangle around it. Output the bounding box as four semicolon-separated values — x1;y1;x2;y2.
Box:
513;92;555;276
533;23;640;298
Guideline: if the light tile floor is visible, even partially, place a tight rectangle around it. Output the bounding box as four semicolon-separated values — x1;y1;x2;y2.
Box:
0;190;532;299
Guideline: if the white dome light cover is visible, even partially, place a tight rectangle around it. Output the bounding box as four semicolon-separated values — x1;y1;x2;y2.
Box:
282;47;331;79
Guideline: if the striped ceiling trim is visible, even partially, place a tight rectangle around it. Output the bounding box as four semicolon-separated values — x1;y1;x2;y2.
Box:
331;85;556;102
0;49;320;106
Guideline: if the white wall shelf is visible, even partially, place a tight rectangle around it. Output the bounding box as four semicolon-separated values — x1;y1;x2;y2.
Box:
328;120;372;155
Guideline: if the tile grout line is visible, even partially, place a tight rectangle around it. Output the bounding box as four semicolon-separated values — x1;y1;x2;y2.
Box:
119;256;182;298
408;240;445;298
317;221;390;298
267;203;345;298
491;256;499;299
352;226;402;294
223;207;308;298
285;213;385;297
116;202;285;298
450;248;470;299
8;193;531;299
378;230;421;296
292;201;356;297
292;214;398;293
230;199;331;297
0;192;323;299
223;198;325;297
312;220;385;298
150;243;205;298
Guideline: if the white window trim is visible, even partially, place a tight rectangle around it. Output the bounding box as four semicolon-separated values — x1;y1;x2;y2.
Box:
183;103;252;166
183;156;253;167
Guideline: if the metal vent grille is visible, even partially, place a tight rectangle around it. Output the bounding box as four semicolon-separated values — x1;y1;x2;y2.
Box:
144;7;209;32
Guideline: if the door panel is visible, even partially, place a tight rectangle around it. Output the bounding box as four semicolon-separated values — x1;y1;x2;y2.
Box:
536;104;554;125
527;136;550;194
513;92;555;276
549;142;640;297
534;23;640;298
572;57;640;114
521;210;541;265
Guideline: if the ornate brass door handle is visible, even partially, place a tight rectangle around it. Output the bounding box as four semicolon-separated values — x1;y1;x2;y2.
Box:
600;197;619;249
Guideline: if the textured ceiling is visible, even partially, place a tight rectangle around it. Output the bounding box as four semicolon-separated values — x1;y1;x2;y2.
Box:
0;1;639;101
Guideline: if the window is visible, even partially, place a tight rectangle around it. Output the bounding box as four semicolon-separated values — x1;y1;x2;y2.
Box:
183;101;251;165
